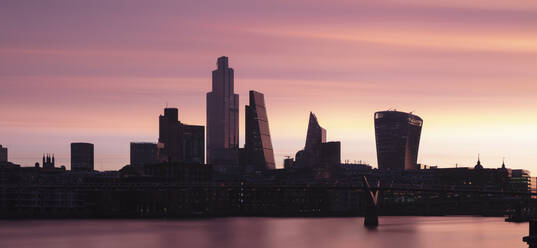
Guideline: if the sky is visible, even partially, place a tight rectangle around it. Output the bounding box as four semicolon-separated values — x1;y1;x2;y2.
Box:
1;0;537;171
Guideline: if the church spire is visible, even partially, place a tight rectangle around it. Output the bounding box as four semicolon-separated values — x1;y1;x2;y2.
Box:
474;154;483;169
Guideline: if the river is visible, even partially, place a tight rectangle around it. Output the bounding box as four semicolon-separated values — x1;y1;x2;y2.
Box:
0;217;528;248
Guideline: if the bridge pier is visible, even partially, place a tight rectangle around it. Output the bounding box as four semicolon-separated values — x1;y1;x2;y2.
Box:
362;176;379;228
364;205;378;227
524;219;537;247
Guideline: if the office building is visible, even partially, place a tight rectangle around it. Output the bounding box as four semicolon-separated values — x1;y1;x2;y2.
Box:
71;143;94;172
130;142;158;166
511;169;532;193
158;108;205;164
244;91;276;170
374;110;423;170
206;56;239;166
305;112;327;152
0;145;7;163
183;124;205;164
158;108;184;162
320;141;341;166
295;112;328;168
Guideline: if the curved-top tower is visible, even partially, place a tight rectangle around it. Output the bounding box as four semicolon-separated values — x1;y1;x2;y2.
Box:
374;110;423;170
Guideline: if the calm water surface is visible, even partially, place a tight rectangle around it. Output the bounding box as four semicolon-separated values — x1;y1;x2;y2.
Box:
0;217;528;248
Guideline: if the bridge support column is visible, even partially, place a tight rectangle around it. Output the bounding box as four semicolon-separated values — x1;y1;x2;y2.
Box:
362;176;379;228
364;205;378;227
524;219;537;247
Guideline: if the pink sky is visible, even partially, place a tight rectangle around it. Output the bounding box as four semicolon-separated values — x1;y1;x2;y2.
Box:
1;0;537;171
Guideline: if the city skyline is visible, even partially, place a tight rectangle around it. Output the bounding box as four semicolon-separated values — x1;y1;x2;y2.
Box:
0;55;532;170
2;1;537;171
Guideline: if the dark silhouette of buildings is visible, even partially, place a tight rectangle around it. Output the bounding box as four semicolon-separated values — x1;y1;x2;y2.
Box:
474;155;484;169
42;154;55;169
158;108;205;164
0;145;7;163
71;143;94;172
159;108;183;162
374;110;423;170
320;141;341;165
305;112;327;152
2;156;534;219
143;162;212;184
183;125;205;164
295;112;327;168
206;56;239;167
283;157;294;169
294;112;341;168
4;55;537;230
130;142;158;166
511;169;534;193
244;90;276;170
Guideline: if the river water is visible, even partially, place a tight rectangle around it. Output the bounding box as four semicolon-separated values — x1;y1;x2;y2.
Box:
0;217;528;248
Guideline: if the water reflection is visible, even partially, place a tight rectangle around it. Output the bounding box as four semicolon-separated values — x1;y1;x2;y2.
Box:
0;217;527;248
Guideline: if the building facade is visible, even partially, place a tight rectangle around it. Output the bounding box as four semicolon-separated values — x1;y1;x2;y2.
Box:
158;108;183;162
130;142;158;166
305;112;327;152
183;125;205;164
0;145;7;163
244;90;276;170
295;112;328;168
320;141;341;166
374;110;423;170
158;108;205;164
206;56;239;166
71;143;94;172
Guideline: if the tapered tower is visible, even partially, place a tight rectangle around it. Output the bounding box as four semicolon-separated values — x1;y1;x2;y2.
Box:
244;90;275;170
206;56;239;166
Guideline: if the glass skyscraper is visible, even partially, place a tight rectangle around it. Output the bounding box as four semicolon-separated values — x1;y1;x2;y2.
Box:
71;142;94;172
374;110;423;170
295;112;327;168
244;90;275;170
305;112;327;152
206;56;239;166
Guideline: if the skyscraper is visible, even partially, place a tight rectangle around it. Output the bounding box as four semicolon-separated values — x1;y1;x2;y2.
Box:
305;112;327;152
158;108;183;162
295;112;328;168
130;142;158;166
374;110;423;170
71;143;94;172
244;90;275;170
206;56;239;166
0;145;7;163
158;108;205;164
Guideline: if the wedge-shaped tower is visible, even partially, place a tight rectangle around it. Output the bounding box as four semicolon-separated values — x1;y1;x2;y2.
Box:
244;91;276;170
